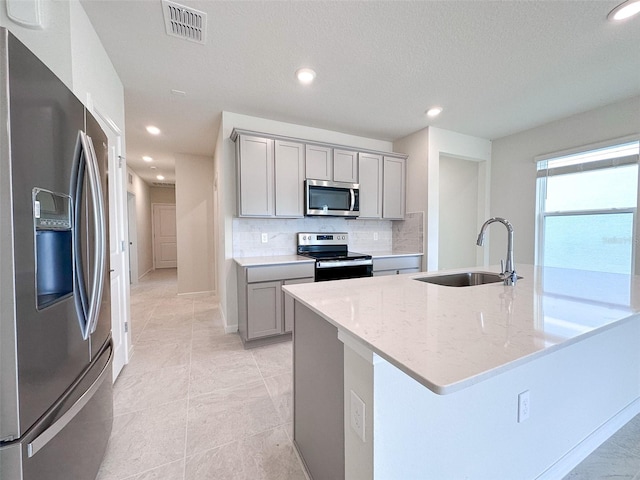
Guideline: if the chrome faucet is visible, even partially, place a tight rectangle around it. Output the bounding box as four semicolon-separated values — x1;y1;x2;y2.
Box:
476;217;518;286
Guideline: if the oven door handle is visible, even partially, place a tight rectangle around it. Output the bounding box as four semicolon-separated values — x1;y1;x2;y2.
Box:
316;259;373;269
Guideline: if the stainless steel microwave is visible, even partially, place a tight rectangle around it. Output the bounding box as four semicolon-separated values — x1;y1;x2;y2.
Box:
305;179;360;217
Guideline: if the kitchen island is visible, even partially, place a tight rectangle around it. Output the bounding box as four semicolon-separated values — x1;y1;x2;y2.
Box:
283;265;640;480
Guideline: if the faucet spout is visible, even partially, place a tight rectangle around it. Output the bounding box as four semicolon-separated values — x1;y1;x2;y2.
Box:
476;217;517;285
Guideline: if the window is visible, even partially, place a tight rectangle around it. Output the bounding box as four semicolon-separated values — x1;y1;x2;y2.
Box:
536;140;640;274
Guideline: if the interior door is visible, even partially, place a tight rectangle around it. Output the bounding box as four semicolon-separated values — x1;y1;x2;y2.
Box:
153;204;177;269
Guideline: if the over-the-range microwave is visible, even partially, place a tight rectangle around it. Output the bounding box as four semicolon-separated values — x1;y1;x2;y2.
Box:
305;179;360;217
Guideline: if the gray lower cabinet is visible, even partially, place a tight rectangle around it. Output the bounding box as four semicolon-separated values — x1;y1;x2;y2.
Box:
372;255;421;276
247;281;282;338
237;262;314;347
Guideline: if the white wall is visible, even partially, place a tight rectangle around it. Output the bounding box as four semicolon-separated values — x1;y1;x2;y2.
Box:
394;127;492;271
127;168;152;278
217;111;394;332
150;186;175;204
0;0;73;87
68;1;124;131
175;153;215;295
490;96;640;267
438;155;480;269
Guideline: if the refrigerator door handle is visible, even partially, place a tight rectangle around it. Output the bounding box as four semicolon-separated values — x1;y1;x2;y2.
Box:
72;132;90;336
26;344;112;458
84;134;106;336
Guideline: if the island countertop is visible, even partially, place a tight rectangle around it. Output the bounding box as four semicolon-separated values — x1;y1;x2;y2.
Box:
283;264;640;394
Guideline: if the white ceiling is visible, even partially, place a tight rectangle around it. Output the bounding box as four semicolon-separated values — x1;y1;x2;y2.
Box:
80;0;640;185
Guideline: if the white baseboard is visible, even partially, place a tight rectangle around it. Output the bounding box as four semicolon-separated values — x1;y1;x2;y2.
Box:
224;324;238;334
177;290;214;298
536;397;640;479
219;307;238;333
138;267;153;280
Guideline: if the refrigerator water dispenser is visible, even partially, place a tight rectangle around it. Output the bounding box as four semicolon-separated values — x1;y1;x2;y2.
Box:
33;189;73;309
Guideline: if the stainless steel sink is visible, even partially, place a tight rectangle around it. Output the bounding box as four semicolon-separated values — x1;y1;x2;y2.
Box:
414;271;521;287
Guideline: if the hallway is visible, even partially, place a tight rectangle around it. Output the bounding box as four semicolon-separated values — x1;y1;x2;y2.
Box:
97;269;306;480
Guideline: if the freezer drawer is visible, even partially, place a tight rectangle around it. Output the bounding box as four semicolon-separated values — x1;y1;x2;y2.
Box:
0;342;113;480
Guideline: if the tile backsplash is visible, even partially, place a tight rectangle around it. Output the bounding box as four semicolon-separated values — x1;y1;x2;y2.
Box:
393;212;424;253
233;217;393;257
233;212;425;257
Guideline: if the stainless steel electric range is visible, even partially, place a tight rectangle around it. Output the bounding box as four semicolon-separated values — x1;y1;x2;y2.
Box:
297;232;373;282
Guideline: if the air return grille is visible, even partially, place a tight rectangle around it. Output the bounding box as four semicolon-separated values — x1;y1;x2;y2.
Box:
162;0;207;44
152;182;175;188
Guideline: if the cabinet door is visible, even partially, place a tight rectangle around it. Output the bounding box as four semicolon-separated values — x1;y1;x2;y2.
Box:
283;277;314;332
247;281;282;339
383;156;406;220
237;135;274;216
333;149;358;183
358;153;383;218
275;140;305;217
305;145;333;180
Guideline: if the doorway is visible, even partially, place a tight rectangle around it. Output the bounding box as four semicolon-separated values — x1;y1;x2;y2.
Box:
438;155;487;270
152;203;177;269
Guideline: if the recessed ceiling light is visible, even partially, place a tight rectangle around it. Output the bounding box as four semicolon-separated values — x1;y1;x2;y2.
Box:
142;156;153;162
295;68;316;85
426;106;443;118
146;125;161;135
156;175;165;180
608;0;640;20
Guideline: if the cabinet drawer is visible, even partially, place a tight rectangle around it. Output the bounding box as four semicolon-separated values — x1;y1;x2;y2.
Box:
372;256;421;272
247;262;315;283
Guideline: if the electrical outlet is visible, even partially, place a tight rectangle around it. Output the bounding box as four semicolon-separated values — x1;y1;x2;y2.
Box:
261;233;268;243
518;390;530;423
373;232;379;241
350;390;366;442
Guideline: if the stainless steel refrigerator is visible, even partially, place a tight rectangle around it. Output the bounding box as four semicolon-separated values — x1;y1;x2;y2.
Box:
0;28;113;479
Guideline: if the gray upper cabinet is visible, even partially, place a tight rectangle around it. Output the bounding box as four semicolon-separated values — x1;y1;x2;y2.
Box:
305;145;333;180
358;152;383;218
333;149;358;183
383;156;406;220
237;135;274;217
275;140;305;217
232;129;407;219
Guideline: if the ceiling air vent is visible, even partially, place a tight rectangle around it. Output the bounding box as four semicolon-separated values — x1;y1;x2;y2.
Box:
152;182;176;188
162;0;207;44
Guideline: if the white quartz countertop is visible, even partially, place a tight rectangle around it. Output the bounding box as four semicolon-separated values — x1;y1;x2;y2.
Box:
283;264;640;395
234;255;314;267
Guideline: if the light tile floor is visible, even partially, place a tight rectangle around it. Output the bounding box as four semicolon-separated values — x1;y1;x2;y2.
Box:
97;269;306;480
98;268;640;480
563;414;640;479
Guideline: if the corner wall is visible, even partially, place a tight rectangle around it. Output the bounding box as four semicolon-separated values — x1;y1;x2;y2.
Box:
127;168;153;278
394;127;491;271
175;153;215;295
490;96;640;266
